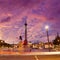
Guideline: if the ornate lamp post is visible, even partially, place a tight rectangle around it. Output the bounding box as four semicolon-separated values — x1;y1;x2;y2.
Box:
23;20;28;45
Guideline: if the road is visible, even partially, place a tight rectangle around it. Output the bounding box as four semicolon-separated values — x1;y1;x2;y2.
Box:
0;48;60;60
0;55;60;60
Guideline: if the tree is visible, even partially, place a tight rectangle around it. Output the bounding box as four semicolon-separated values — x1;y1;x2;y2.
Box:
53;33;60;45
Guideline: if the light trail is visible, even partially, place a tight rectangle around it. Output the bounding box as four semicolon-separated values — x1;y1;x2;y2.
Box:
34;56;39;60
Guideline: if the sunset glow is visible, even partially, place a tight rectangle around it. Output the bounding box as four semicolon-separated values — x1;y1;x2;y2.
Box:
0;0;60;44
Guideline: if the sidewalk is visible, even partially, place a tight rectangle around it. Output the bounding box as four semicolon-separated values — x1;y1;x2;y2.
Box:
21;52;60;56
0;50;60;56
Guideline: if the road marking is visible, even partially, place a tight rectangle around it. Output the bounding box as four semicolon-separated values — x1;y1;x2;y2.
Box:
34;56;39;60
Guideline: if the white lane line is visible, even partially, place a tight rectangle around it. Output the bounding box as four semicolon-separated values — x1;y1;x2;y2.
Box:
34;56;39;60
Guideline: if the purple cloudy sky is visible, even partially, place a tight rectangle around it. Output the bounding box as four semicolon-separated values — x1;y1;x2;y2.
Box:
0;0;60;44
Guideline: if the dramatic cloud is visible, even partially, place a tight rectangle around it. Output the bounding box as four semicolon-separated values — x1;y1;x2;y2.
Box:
0;0;60;44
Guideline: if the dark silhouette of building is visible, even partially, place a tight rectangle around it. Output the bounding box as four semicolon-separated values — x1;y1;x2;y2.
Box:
0;40;13;48
53;33;60;45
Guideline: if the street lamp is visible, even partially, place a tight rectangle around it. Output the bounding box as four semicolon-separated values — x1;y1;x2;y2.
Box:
45;25;49;30
45;25;50;52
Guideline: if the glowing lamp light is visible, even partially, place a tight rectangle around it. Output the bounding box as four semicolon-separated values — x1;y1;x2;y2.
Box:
58;40;60;42
45;25;49;30
1;40;3;43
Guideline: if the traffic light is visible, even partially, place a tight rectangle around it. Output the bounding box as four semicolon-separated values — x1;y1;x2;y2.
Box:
19;36;22;40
